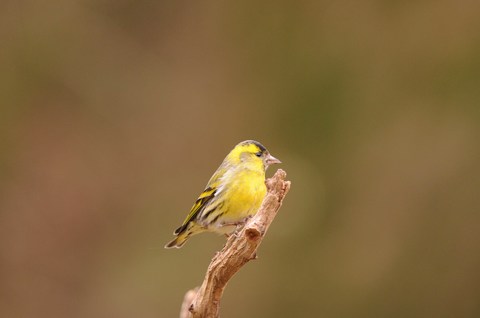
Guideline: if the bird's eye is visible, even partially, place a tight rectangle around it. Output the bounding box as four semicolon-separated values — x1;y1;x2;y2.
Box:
255;151;262;157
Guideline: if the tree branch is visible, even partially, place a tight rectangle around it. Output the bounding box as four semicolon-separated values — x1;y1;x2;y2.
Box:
179;169;291;318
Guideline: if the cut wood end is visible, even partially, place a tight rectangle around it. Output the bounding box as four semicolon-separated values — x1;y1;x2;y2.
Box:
266;169;291;202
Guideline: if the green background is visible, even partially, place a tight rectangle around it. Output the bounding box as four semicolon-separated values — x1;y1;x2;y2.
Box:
1;1;480;317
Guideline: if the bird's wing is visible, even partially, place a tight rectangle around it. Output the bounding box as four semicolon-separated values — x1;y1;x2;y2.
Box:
174;186;217;235
174;162;229;235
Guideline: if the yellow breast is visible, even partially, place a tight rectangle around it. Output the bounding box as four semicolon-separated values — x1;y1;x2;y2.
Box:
221;169;266;222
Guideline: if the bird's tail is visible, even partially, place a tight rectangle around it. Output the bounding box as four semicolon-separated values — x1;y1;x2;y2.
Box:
164;232;190;249
165;223;207;249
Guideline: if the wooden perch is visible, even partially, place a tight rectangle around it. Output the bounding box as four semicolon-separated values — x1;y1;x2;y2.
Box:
179;169;291;318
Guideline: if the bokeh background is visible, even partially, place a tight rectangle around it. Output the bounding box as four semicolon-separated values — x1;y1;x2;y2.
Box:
1;1;480;317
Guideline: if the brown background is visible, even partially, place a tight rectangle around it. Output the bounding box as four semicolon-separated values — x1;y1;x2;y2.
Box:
1;1;480;317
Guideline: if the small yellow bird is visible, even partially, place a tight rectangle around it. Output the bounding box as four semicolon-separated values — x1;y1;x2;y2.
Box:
165;140;281;249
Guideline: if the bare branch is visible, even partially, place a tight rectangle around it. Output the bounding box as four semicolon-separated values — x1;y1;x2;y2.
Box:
179;169;291;318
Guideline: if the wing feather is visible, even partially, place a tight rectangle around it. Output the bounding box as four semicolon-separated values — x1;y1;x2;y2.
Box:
173;163;229;235
174;186;216;234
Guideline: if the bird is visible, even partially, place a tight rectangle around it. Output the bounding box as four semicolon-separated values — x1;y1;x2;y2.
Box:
165;140;281;249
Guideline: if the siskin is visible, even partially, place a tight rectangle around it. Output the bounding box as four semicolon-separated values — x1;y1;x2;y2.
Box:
165;140;281;249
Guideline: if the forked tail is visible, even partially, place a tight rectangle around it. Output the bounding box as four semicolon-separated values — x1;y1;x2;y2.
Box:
164;232;190;249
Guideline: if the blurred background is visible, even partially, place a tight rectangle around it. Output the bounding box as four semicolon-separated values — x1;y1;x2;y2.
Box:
1;0;480;317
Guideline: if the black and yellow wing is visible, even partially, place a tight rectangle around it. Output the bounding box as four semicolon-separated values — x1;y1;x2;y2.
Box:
173;186;217;235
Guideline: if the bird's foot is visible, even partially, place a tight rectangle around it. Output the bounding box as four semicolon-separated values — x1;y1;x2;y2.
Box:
221;216;253;237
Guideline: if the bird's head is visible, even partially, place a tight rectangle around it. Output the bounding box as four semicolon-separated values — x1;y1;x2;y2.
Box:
227;140;281;171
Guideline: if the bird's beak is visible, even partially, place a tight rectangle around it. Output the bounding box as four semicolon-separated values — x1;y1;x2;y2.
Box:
266;154;281;166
